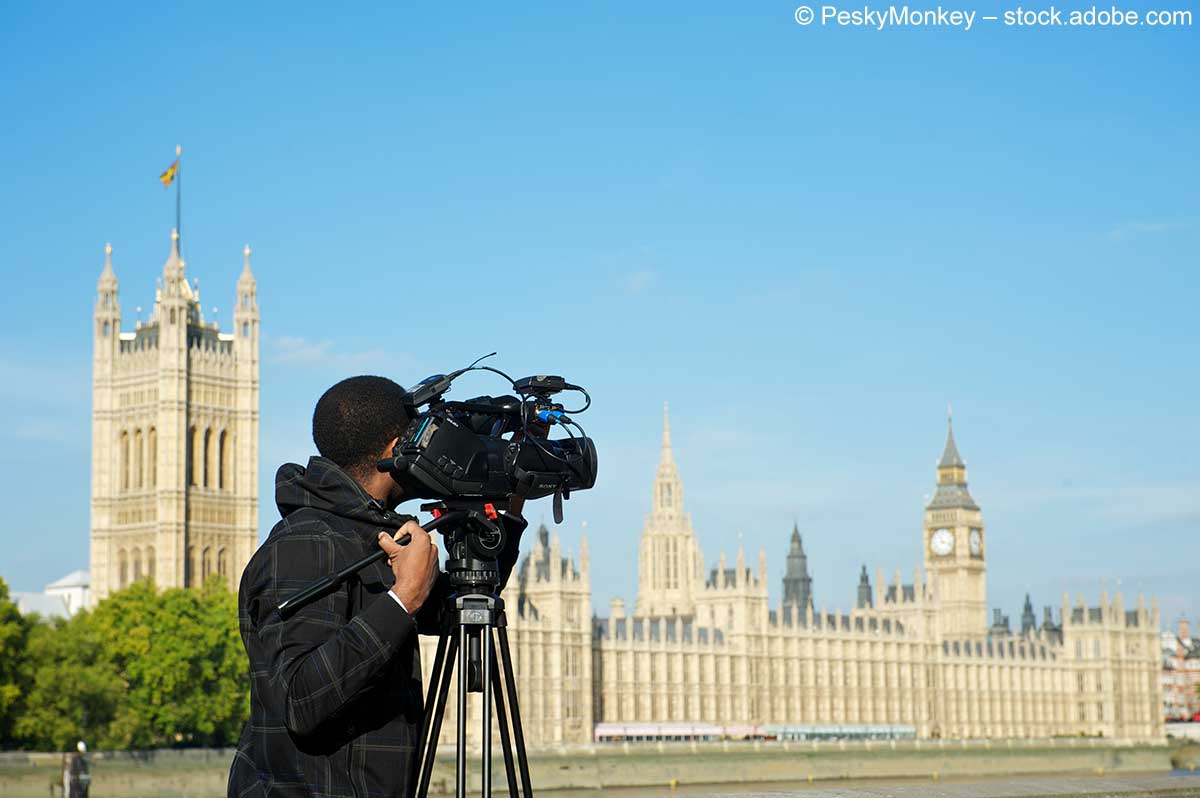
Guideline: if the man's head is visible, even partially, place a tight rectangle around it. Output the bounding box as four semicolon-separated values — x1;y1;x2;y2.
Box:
313;375;410;505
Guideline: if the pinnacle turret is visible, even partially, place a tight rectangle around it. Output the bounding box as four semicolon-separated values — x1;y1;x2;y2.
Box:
239;244;256;287
856;565;873;609
782;521;813;611
98;243;118;290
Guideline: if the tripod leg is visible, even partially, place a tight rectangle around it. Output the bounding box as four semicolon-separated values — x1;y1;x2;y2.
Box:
418;633;459;798
481;624;492;798
456;625;468;798
413;632;449;792
497;626;534;797
489;631;519;798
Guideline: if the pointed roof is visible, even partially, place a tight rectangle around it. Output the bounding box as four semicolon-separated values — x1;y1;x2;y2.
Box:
239;244;256;287
46;569;90;589
859;565;870;585
98;243;118;288
939;409;965;468
927;408;978;510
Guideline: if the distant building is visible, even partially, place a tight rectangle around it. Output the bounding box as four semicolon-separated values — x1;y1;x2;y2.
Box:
431;407;1165;747
1162;618;1200;721
14;570;90;619
89;231;260;603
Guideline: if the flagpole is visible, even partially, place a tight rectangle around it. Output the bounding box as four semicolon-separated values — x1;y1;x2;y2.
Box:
175;144;182;256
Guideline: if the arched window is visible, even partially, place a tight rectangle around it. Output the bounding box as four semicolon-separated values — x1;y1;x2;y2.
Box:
217;547;228;578
132;547;142;581
120;431;130;491
146;545;156;583
203;428;214;488
148;427;157;487
191;426;204;487
202;546;212;581
186;546;196;587
218;430;228;490
118;549;128;588
134;428;144;488
187;426;196;486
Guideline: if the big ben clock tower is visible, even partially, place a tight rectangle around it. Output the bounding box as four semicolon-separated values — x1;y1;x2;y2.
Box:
923;411;987;638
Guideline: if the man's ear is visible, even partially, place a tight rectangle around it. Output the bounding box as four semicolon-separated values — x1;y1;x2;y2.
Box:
379;436;400;460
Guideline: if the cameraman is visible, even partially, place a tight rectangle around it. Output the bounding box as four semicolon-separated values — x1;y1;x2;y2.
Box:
228;376;526;798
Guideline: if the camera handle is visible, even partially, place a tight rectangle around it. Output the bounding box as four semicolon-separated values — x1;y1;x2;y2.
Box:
276;510;466;620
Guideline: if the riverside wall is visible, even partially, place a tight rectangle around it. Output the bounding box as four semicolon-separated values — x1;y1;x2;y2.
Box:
0;738;1176;798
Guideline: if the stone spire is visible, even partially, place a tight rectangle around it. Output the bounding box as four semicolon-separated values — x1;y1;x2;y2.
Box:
94;243;121;351
98;243;118;290
239;244;256;288
782;522;813;611
652;401;683;517
856;565;873;609
636;400;700;618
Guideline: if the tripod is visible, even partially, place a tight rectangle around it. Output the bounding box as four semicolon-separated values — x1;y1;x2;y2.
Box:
277;502;534;798
414;588;532;798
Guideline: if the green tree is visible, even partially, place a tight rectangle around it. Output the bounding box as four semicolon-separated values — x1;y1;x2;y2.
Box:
15;610;124;750
16;578;249;750
0;577;33;746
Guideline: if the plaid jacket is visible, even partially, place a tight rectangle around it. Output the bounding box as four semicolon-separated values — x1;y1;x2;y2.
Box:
228;457;520;798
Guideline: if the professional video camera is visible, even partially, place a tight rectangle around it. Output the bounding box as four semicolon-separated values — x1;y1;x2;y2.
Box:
377;354;598;519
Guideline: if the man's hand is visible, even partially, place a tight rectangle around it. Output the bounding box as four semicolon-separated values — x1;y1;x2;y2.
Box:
377;520;439;615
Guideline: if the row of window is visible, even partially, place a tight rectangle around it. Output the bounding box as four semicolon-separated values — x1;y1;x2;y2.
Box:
115;544;231;588
185;425;235;490
119;428;157;490
118;425;236;491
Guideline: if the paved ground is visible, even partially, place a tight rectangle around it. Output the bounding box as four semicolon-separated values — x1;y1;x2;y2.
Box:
533;771;1200;798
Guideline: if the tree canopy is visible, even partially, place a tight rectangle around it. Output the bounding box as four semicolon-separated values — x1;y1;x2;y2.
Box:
3;576;248;751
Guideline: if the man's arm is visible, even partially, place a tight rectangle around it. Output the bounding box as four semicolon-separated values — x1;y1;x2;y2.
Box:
248;523;416;739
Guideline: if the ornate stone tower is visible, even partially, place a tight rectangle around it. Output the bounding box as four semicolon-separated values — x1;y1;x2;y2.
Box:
922;412;987;638
781;523;813;613
635;403;703;618
89;231;260;604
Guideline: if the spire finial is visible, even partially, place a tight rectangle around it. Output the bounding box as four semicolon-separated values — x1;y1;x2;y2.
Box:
105;242;112;257
663;401;672;450
657;400;675;467
176;144;182;157
171;228;179;242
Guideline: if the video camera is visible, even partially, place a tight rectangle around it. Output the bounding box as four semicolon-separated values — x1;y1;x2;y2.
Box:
376;354;598;523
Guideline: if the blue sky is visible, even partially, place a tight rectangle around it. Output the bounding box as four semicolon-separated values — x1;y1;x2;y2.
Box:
1;3;1196;625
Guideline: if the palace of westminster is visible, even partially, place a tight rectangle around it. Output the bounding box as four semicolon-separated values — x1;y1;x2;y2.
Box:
89;231;1163;746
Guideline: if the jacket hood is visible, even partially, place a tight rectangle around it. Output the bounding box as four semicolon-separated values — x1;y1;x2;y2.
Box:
275;456;408;533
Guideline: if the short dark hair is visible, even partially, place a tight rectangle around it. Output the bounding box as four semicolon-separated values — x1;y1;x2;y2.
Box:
312;375;409;478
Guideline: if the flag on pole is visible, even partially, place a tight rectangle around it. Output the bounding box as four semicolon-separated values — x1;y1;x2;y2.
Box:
159;159;179;187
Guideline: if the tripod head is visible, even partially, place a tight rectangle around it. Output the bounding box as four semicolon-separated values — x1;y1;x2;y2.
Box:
420;499;520;596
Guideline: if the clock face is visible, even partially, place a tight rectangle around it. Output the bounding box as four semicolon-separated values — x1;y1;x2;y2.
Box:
931;528;954;556
969;528;982;556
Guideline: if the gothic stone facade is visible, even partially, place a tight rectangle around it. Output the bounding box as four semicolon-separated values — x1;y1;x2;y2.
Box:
435;406;1164;747
90;231;260;602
